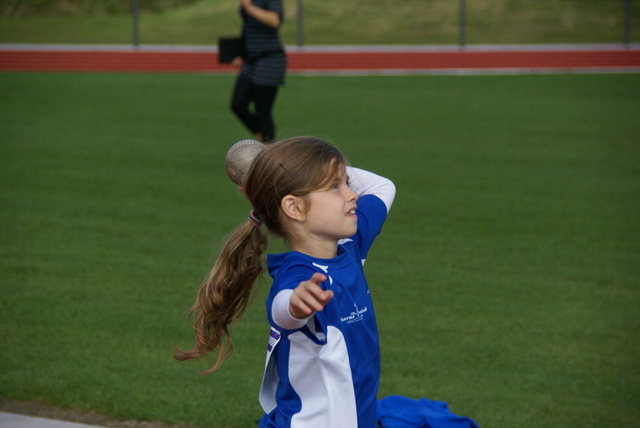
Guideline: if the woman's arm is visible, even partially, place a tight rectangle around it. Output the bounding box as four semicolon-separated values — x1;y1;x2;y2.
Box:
240;0;280;29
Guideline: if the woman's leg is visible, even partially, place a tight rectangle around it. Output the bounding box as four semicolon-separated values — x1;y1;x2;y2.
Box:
253;84;279;143
230;74;260;135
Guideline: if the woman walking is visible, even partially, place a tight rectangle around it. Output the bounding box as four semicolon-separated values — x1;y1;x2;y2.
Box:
230;0;286;143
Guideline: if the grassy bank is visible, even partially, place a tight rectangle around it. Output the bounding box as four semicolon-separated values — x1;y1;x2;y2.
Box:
0;0;638;45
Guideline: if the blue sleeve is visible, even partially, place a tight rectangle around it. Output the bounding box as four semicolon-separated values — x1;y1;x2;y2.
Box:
352;194;388;260
266;263;330;344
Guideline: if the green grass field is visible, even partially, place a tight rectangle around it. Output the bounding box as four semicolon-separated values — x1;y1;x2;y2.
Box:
0;0;638;45
1;71;639;427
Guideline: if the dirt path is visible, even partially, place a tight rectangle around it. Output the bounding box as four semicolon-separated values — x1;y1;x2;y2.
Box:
0;400;193;428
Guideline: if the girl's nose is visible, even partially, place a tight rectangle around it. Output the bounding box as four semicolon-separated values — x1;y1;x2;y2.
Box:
346;186;359;201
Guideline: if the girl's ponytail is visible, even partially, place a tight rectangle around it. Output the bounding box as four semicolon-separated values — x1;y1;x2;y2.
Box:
174;217;268;373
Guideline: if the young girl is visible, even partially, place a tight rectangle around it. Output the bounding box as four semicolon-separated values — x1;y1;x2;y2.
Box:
175;137;395;427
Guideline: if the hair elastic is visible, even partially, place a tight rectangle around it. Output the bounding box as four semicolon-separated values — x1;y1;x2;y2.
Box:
248;210;263;229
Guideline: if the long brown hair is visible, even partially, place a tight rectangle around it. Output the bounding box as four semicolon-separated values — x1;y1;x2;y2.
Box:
175;137;347;373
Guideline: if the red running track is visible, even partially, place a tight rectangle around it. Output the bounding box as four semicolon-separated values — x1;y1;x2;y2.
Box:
1;44;639;74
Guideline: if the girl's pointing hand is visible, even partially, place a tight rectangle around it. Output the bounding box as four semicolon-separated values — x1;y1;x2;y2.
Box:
289;273;334;319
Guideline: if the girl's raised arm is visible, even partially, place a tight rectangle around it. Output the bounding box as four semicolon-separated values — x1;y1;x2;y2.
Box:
347;167;396;213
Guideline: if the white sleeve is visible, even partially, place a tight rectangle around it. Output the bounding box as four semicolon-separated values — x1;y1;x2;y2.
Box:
271;289;312;330
347;166;396;213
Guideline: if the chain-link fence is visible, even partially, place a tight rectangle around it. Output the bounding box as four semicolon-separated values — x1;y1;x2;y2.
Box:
1;0;638;46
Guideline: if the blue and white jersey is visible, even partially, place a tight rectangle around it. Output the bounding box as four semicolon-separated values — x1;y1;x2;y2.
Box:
258;192;390;428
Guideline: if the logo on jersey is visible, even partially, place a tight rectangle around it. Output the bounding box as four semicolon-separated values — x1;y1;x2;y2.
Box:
341;303;368;324
311;262;368;324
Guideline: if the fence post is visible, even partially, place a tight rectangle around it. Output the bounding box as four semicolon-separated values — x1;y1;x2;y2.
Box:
459;0;466;47
297;0;304;47
132;0;140;47
625;0;632;46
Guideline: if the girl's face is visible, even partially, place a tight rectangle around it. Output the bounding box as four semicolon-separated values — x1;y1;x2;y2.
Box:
303;168;359;249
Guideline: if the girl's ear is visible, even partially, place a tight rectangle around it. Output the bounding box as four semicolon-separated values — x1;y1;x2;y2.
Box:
281;195;306;221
